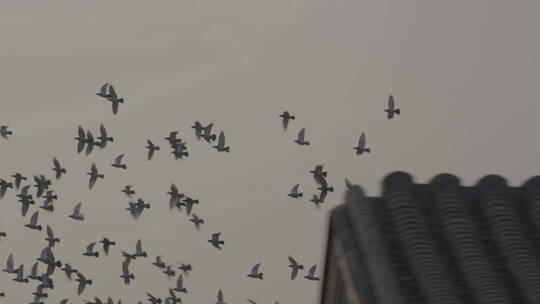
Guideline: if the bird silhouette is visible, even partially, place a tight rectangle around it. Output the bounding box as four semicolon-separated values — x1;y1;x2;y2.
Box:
354;133;371;155
288;184;303;198
247;263;263;279
385;95;401;119
97;124;114;148
213;131;230;152
107;84;124;115
288;256;304;280
294;127;310;145
111;154;127;169
146;140;160;161
87;163;104;189
208;233;224;249
0;125;13;139
52;157;66;179
279;111;295;130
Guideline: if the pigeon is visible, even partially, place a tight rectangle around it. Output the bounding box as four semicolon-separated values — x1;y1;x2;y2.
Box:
75;272;92;295
146;140;160;161
40;197;55;213
18;186;35;217
11;172;26;189
294;127;309;145
52;157;66;179
178;263;192;274
354;133;370;155
13;264;29;283
121;250;137;262
75;126;86;153
134;239;148;258
83;242;99;257
97;124;114;148
165;131;182;147
182;196;199;215
208;233;224;249
45;225;60;247
37;246;61;275
42;190;58;204
96;83;111;98
100;238;116;255
146;293;162;304
59;299;71;304
121;185;135;197
168;184;184;210
310;165;327;178
172;142;189;159
0;126;13;139
28;262;42;281
213;131;230;152
33;284;48;299
61;263;77;280
247;263;263;279
3;254;17;274
190;214;204;230
288;184;302;198
166;288;182;304
107;84;124;115
202;123;217;142
87;163;104;189
85;130;96;155
247;300;257;304
0;179;13;199
111;154;127;169
120;259;134;284
216;289;226;304
26;211;42;230
304;265;320;280
288;256;304;280
191;121;204;140
152;256;166;269
69;202;84;221
385;95;401;119
279;111;295;130
173;274;187;293
163;265;176;277
314;174;334;193
33;175;51;198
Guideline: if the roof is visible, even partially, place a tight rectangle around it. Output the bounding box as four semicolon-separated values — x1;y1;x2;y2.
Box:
322;171;540;304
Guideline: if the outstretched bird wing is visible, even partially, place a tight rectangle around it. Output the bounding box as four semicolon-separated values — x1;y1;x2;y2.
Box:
297;128;305;141
388;95;395;110
218;131;225;147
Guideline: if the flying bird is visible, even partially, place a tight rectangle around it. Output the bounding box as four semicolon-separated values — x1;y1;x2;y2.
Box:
107;84;124;115
96;83;111;98
121;185;135;197
163;265;176;277
3;254;17;274
69;202;84;221
134;239;148;257
26;211;42;231
247;263;263;280
192;121;204;140
11;172;26;189
146;140;160;161
173;274;187;293
111;154;127;169
354;133;370;155
288;256;304;280
100;237;116;255
288;184;302;198
52;157;66;180
190;214;204;230
61;263;77;280
152;256;166;269
178;263;192;274
75;126;86;154
146;293;162;304
87;163;104;189
202;123;217;143
385;95;401;119
168;184;184;210
208;233;224;249
213;131;230;152
167;288;182;304
310;165;327;178
75;272;92;295
13;264;29;283
85;130;96;155
279;111;295;130
0;126;13;139
83;242;99;257
304;265;320;281
294;128;310;145
45;225;60;247
120;259;134;284
0;179;13;199
97;124;114;148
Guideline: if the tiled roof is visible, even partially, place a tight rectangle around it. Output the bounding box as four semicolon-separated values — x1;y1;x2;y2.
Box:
323;171;540;304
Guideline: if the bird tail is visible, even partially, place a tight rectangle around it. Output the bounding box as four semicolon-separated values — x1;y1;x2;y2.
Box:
210;134;217;141
298;193;303;197
259;274;263;279
365;148;371;153
55;261;62;268
88;280;93;285
395;109;401;115
225;147;230;153
108;137;114;142
130;274;135;279
290;116;295;119
118;98;124;103
98;174;104;179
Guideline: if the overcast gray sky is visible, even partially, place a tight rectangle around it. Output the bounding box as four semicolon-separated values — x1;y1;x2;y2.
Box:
1;0;540;303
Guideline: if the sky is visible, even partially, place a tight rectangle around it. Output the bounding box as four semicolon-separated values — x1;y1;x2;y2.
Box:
1;0;540;303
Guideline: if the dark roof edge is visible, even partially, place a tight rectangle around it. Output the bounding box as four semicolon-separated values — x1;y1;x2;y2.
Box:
345;185;407;304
